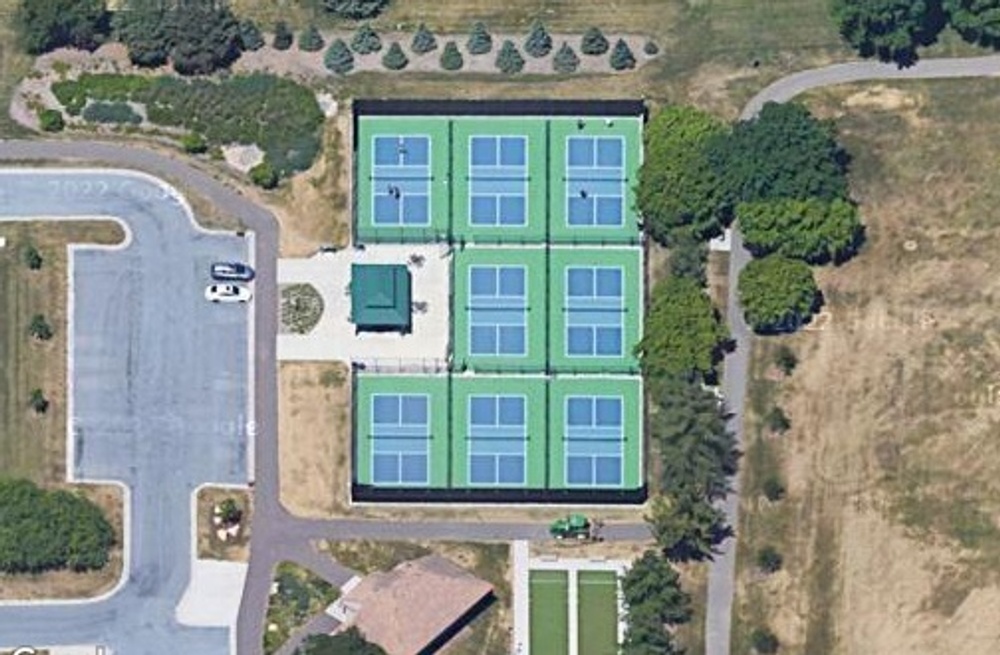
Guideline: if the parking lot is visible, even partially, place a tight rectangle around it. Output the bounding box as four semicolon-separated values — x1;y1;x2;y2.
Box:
0;169;251;654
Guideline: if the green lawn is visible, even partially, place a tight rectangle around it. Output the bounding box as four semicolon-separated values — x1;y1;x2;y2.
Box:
529;570;569;655
577;571;619;655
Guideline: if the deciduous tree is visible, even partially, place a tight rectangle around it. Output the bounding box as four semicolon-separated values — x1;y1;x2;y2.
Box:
738;255;820;333
636;277;729;381
832;0;945;66
737;197;864;263
707;101;850;205
15;0;108;54
637;105;729;243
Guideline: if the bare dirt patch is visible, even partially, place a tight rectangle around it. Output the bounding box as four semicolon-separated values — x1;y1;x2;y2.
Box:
197;486;252;562
278;361;351;519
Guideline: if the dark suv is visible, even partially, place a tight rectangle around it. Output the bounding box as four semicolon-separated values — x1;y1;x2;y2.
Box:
210;262;255;282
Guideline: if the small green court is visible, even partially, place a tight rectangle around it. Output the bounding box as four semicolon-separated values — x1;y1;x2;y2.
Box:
529;570;570;655
577;571;619;655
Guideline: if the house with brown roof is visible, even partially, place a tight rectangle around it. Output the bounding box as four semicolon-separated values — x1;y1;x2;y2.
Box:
330;554;494;655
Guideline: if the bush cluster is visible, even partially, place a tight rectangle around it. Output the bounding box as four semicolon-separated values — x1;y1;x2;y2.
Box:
53;73;323;176
0;478;114;573
82;101;142;125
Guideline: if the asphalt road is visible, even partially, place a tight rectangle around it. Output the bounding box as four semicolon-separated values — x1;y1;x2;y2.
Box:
0;169;249;654
703;54;1000;655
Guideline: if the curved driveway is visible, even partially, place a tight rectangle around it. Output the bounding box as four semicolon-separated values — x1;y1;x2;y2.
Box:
706;54;1000;655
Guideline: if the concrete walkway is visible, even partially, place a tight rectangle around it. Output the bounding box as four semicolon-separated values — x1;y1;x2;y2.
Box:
511;541;531;655
277;244;451;365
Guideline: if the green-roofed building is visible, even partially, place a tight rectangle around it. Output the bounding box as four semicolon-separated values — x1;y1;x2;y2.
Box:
351;264;412;333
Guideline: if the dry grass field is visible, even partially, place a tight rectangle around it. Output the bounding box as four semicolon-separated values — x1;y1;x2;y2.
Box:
733;80;1000;654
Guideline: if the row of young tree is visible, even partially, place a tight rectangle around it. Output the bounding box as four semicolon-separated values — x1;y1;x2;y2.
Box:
321;22;646;75
833;0;1000;66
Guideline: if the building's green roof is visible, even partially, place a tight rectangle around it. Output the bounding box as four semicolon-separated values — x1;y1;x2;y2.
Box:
351;264;411;331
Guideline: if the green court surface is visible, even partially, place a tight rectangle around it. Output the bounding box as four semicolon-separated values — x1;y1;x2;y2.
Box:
355;374;643;491
530;570;570;655
577;571;620;655
354;114;642;245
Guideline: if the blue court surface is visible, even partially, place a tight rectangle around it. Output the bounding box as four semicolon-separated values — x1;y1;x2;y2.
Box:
469;136;528;226
372;135;432;226
565;395;623;486
469;265;528;356
468;395;527;485
566;136;625;227
565;267;624;357
371;394;430;484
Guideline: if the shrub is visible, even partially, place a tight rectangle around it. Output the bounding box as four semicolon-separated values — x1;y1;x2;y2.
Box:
610;38;636;70
298;24;325;52
250;160;279;189
467;21;492;55
324;39;355;74
411;22;437;54
756;546;783;573
322;0;391;20
552;42;579;73
0;478;114;573
381;41;409;70
38;108;65;132
29;314;53;341
273;21;293;50
81;101;141;125
281;284;325;334
217;498;243;526
765;406;791;434
439;40;464;70
762;475;786;502
774;345;797;375
180;132;208;154
23;245;43;270
581;26;609;55
351;23;382;54
524;19;553;57
495;39;525;74
29;388;49;414
239;19;265;51
751;627;780;654
644;39;659;55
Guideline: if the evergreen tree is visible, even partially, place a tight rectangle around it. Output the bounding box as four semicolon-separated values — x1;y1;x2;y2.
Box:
273;21;293;50
322;0;391;20
382;41;409;70
610;38;636;70
552;42;579;73
644;39;659;55
351;22;382;54
524;19;553;57
239;19;265;51
324;38;355;74
467;21;493;55
439;40;464;70
580;26;609;55
411;22;437;54
298;24;325;52
495;39;525;73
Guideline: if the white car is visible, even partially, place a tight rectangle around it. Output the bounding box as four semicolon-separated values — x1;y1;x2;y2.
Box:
204;284;252;303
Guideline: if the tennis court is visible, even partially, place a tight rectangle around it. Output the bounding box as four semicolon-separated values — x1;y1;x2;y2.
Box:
371;135;432;226
370;393;430;485
452;248;547;372
565;136;625;228
577;571;620;655
530;570;570;655
469;136;529;226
